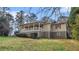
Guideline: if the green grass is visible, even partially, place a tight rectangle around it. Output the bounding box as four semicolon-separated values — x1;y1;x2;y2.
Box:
0;36;79;51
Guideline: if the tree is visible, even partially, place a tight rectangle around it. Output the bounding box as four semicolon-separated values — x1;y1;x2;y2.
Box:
68;8;79;26
68;7;79;39
41;16;53;23
36;7;62;19
0;7;13;36
26;13;37;23
16;10;25;25
71;14;79;39
0;7;9;12
28;7;69;22
6;13;14;36
15;10;25;31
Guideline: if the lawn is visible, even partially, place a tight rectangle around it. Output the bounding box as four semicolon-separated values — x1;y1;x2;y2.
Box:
0;36;79;51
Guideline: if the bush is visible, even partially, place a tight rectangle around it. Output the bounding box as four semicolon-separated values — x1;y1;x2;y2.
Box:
72;27;78;39
71;15;79;39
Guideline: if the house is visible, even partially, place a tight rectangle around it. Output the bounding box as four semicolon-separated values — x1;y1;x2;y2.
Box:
17;16;69;39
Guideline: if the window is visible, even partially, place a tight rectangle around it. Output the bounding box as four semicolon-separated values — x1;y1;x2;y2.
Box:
59;24;61;29
55;24;61;29
55;25;58;29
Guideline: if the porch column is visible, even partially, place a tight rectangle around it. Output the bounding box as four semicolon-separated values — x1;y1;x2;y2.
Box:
38;22;40;38
33;23;34;31
28;24;29;30
39;22;40;30
48;23;51;39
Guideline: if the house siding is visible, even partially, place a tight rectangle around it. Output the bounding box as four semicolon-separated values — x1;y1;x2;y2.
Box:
19;22;68;39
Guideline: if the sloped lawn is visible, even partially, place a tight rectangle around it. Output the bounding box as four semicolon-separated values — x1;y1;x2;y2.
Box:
0;36;79;51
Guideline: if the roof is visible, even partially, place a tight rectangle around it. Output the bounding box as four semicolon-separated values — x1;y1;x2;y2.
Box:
58;16;68;19
20;21;52;26
20;16;68;26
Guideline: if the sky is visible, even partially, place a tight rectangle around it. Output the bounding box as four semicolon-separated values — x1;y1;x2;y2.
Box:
7;7;71;20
